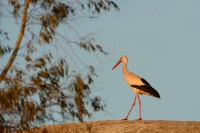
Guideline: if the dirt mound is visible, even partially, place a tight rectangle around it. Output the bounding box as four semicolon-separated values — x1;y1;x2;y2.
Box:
13;120;200;133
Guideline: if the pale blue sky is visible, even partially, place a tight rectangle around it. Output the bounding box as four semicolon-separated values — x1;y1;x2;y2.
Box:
1;0;200;122
83;0;200;121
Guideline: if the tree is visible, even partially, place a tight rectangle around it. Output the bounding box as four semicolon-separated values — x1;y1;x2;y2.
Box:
0;0;119;132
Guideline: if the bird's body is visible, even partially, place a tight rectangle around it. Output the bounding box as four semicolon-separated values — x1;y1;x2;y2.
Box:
112;55;160;120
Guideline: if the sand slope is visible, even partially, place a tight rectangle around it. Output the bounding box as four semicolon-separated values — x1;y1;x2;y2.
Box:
13;120;200;133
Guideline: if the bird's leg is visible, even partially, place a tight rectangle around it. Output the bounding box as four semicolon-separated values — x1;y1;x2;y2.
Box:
122;95;137;120
136;95;143;120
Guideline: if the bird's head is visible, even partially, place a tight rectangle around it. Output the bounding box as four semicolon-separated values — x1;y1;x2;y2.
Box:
112;55;128;70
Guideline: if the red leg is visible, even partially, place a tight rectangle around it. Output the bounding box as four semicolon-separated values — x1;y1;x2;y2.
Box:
136;95;143;120
122;95;137;120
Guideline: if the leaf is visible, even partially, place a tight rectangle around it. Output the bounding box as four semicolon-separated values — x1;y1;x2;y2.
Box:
81;4;84;9
26;64;31;71
88;75;93;84
96;44;108;54
38;58;46;66
88;43;95;52
109;1;120;11
89;65;95;73
0;45;4;55
38;70;49;78
25;55;32;62
80;42;87;50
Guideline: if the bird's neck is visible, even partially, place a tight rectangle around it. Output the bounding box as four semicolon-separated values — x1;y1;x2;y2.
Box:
122;60;128;74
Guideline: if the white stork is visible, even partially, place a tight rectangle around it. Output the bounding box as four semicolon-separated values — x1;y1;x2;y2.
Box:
112;55;160;120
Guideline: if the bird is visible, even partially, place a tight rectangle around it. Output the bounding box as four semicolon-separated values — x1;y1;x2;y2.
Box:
112;55;160;120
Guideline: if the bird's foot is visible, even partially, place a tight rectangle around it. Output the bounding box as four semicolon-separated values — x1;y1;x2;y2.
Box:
121;117;128;120
135;118;143;121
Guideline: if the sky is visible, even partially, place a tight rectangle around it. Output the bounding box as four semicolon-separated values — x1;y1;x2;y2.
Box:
1;0;200;123
83;0;200;122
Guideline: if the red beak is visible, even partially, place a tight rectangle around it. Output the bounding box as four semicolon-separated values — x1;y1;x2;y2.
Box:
112;60;122;70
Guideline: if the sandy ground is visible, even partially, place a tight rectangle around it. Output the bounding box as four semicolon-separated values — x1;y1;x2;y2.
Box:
13;120;200;133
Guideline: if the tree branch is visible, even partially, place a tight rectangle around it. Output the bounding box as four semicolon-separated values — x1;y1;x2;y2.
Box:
0;0;31;82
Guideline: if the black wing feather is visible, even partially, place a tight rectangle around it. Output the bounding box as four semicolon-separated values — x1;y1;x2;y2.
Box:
131;78;160;98
141;78;151;86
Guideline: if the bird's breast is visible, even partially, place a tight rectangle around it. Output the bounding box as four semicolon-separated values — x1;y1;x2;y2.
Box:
123;71;144;86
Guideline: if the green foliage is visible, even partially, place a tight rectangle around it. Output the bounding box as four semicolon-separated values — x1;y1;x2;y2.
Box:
0;0;119;132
